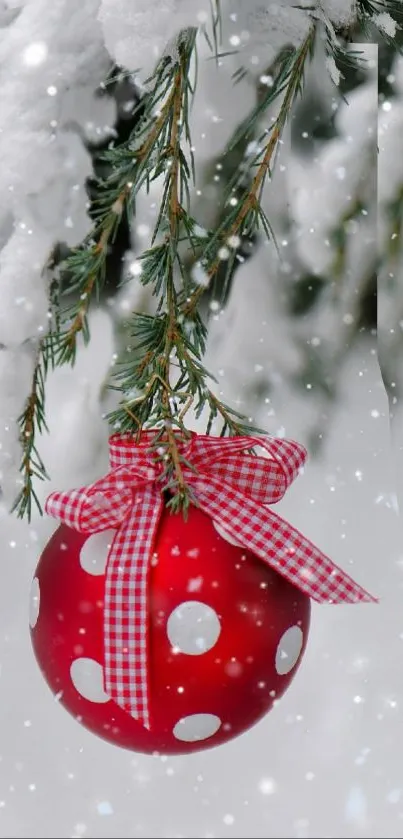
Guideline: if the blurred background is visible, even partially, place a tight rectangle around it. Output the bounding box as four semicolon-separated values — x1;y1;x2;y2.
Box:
1;5;403;838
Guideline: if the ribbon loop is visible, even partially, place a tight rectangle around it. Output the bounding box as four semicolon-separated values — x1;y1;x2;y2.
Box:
46;431;375;730
206;456;286;503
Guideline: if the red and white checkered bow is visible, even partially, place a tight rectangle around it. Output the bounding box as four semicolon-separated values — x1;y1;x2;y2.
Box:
45;431;375;729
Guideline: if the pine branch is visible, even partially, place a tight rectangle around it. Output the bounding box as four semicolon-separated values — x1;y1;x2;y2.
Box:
11;344;50;520
13;21;314;520
183;26;317;315
109;30;201;512
150;53;194;510
11;251;63;520
203;0;222;58
15;2;400;522
12;34;202;520
108;29;261;511
46;46;199;367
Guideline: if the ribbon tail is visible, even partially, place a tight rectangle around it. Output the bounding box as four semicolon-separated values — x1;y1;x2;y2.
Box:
193;478;376;605
103;484;163;729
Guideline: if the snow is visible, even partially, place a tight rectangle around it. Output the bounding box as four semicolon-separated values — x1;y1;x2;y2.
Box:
378;99;403;205
31;309;113;510
98;0;208;80
0;0;108;202
320;0;357;27
224;0;311;67
98;0;359;89
288;53;377;276
221;0;357;73
0;222;50;346
374;11;397;38
0;0;111;501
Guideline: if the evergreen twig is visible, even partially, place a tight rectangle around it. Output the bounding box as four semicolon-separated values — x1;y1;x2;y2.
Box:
183;26;317;315
12;346;50;519
12;2;402;520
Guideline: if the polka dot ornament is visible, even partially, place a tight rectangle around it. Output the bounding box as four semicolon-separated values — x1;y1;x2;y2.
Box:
30;506;310;754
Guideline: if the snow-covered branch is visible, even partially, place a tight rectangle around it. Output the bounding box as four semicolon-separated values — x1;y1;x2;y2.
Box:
0;0;401;513
0;0;110;504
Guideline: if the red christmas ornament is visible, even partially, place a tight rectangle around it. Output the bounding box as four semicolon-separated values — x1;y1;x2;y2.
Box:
30;432;374;755
31;508;310;754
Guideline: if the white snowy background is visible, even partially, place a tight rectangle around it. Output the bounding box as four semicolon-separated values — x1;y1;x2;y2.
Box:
0;2;402;837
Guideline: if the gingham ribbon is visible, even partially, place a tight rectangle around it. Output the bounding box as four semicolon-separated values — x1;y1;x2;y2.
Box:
45;431;375;729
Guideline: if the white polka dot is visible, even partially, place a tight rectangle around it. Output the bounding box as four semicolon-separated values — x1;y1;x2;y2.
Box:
167;601;221;655
79;530;115;576
29;577;40;628
173;713;221;742
70;658;109;703
275;626;304;675
213;520;244;547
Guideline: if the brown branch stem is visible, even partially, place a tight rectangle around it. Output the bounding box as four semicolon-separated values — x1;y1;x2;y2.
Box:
158;60;188;498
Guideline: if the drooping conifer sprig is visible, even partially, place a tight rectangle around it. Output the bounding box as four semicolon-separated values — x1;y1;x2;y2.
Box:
12;0;402;520
11;44;192;519
51;53;197;365
11;15;321;520
108;28;321;511
11;346;50;520
183;24;317;315
107;28;261;512
12;254;64;519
